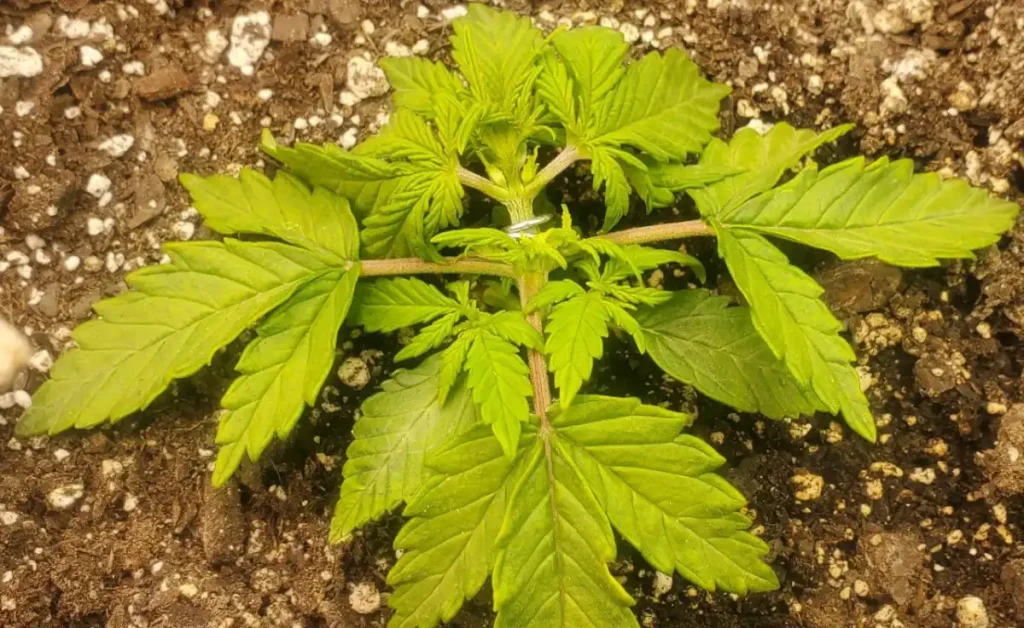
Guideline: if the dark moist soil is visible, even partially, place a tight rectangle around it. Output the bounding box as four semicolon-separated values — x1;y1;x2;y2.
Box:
2;0;1024;626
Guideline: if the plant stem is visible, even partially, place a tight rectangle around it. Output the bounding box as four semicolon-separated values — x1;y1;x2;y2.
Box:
596;219;715;245
517;272;552;423
360;257;516;278
457;166;511;201
523;146;580;199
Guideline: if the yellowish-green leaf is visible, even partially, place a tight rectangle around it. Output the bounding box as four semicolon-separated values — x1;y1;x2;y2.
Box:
17;240;326;437
213;268;359;486
718;157;1020;267
331;355;479;542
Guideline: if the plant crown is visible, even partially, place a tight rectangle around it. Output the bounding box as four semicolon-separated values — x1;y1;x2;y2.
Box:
17;6;1019;627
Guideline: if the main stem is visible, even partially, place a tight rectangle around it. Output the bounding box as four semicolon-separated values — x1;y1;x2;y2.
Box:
518;272;553;423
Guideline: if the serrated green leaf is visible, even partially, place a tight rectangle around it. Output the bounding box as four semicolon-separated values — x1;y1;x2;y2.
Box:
545;292;611;407
553;396;780;594
395;312;462;362
261;131;463;258
17;240;326;437
590;49;730;161
359;110;448;164
601;299;646;353
465;330;533;457
493;437;638;628
718;157;1020;267
547;26;628;135
715;226;875;440
379;56;466;119
536;49;577;132
331;355;479;542
647;162;744;191
432;227;518;252
591;145;633;230
637;291;826;419
485;311;544;350
690;122;853;215
387;426;524;628
213;268;359;486
350;278;460;333
180;169;359;262
525;279;585;313
450;4;544;121
602;244;706;283
438;333;473;406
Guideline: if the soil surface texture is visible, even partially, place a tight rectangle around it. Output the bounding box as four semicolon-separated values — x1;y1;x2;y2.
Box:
2;0;1024;627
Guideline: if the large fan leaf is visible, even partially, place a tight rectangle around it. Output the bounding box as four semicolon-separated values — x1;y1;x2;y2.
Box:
637;291;825;419
718;157;1020;267
591;49;730;161
180;169;359;262
331;356;479;542
689;122;852;215
387;426;524;628
493;437;638;628
553;396;780;593
17;240;326;436
213;268;359;486
714;227;875;440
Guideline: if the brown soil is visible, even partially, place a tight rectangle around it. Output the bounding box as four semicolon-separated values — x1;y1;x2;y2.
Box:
2;0;1024;627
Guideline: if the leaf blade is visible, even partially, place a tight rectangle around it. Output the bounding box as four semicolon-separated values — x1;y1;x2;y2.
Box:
714;226;875;440
17;240;326;437
213;268;359;486
554;396;780;594
637;290;826;419
331;356;480;541
719;157;1020;267
544;293;611;408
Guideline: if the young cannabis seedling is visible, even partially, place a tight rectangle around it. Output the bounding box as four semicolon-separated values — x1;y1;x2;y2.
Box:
17;5;1018;626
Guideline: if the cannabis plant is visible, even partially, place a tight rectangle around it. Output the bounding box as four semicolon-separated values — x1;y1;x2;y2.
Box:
18;5;1017;626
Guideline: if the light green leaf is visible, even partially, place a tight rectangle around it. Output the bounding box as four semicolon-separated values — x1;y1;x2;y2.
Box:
17;240;327;437
438;333;473;406
450;4;544;120
637;291;826;419
549;26;628;134
525;280;585;313
545;292;611;407
331;355;479;542
180;169;359;262
261;131;463;258
715;227;875;440
690;122;853;215
465;330;533;457
718;157;1020;267
387;426;524;628
359;110;448;164
553;396;780;594
349;278;460;333
602;299;646;353
494;437;638;628
591;49;730;161
213;268;359;486
261;129;400;220
379;56;466;119
394;312;462;362
536;49;577;131
486;311;544;350
647;162;744;191
591;146;633;230
602;244;706;283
